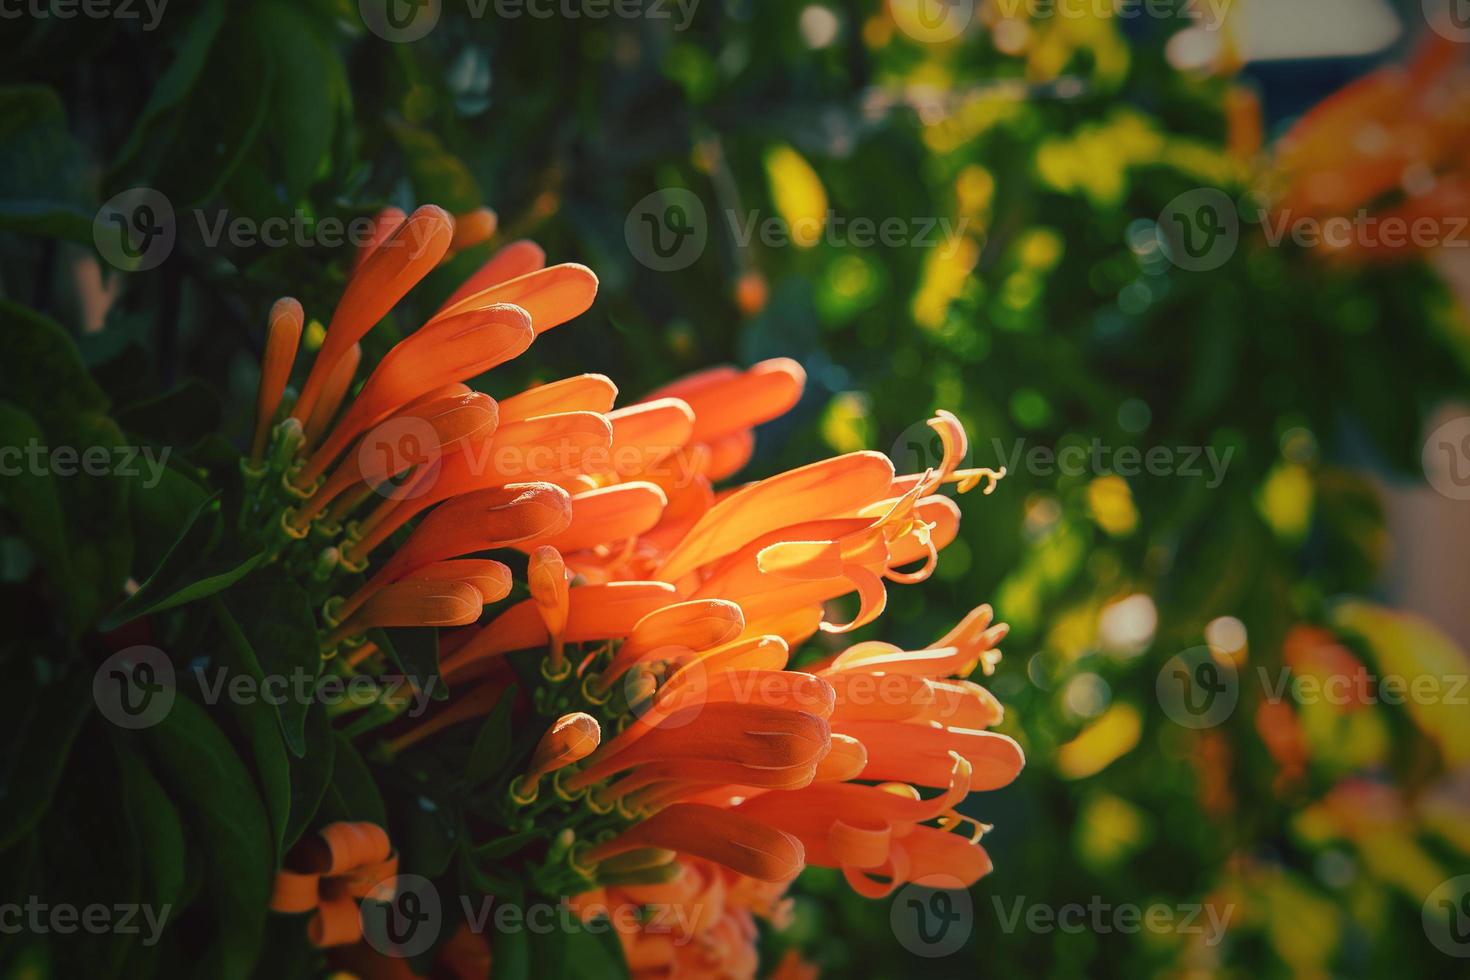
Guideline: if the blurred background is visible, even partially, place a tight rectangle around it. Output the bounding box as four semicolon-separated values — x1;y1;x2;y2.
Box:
4;0;1470;976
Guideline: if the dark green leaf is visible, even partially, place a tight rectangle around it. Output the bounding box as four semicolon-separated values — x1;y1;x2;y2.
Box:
282;705;336;850
211;596;294;857
100;494;264;630
374;625;446;704
0;299;109;431
317;732;386;828
0;400;70;592
256;1;342;202
153;10;276;206
127;464;210;574
472;828;544;861
108;0;228;183
465;685;517;787
219;569;322;756
114;739;186;911
0;85;92;242
400;798;459;877
144;696;272;980
0;673;93;850
0;302;131;630
114;379;223;451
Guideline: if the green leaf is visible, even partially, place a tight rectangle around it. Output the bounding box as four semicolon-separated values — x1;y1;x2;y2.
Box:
373;625;447;704
127;464;210;574
219;569;322;757
401;798;459;877
211;596;294;857
152;9;276;206
101;494;264;630
0;85;92;242
0;301;131;631
0;299;109;429
282;705;336;850
108;0;228;183
387;118;484;213
144;696;272;980
465;685;518;787
317;733;387;828
0;400;70;593
114;379;223;452
552;927;628;980
0;673;93;850
472;828;544;861
113;739;186;911
490;927;530;980
256;1;342;202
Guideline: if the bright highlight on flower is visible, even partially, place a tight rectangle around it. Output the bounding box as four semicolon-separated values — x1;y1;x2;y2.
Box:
247;205;1021;975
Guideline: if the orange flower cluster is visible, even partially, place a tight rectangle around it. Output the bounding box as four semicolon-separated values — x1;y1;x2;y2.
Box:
269;822;398;947
250;204;1020;977
1268;33;1470;263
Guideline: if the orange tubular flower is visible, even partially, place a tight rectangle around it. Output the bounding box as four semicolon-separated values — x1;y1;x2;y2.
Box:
643;357;805;450
325;579;483;648
1268;33;1470;263
350;483;571;610
298;304;533;481
584;804;806;883
247;204;1019;980
512;711;603;802
448;206;498;253
292;391;499;528
302;342;363;448
438;239;546;310
528;545;571;669
401;559;513;605
293;205;455;424
250;297;303;464
270;822;398;947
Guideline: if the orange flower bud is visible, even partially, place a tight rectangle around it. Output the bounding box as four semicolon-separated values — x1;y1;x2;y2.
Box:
524;711;601;783
294;205;454;424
